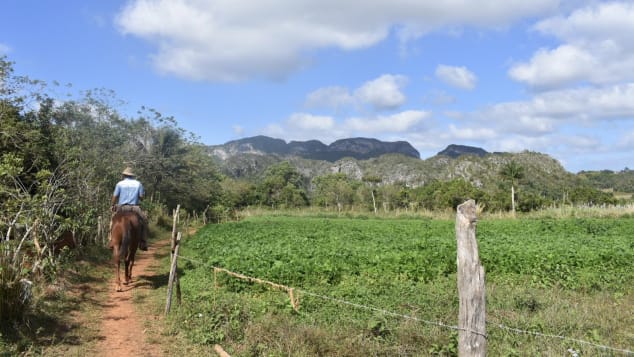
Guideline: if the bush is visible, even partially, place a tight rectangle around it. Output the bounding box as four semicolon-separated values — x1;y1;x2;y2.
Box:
0;250;30;324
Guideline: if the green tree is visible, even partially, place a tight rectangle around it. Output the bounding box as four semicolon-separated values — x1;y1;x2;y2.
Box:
312;173;356;211
412;179;486;211
258;162;308;208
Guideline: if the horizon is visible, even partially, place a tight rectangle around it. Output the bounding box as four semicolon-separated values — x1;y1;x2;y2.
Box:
2;1;633;173
213;134;630;173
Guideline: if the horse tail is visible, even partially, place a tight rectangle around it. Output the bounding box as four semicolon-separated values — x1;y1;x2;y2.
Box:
120;224;131;259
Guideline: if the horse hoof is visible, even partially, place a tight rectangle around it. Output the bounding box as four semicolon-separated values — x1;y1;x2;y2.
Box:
123;281;129;285
116;286;123;292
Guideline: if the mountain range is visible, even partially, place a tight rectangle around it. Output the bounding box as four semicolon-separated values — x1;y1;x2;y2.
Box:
206;135;634;195
210;135;421;162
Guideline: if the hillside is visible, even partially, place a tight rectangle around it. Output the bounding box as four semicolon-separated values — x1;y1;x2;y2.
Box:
207;136;587;198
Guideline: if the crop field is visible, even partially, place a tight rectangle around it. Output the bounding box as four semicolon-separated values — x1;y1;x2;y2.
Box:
172;215;634;356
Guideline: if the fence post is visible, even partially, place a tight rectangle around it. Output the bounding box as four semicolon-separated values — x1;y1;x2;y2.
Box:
171;204;180;254
97;216;102;245
455;200;486;356
165;232;182;315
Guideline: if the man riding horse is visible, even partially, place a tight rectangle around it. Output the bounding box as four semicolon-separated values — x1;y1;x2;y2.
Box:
109;167;148;251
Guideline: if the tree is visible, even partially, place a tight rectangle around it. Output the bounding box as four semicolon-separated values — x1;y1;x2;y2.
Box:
499;159;524;214
258;162;308;208
362;175;382;214
312;173;356;211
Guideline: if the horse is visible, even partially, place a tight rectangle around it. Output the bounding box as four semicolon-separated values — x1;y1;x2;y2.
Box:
110;211;142;292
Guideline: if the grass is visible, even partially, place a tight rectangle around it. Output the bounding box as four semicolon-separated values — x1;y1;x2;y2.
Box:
0;244;112;356
239;202;634;221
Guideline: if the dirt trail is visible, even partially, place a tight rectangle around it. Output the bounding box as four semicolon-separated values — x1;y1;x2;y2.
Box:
94;239;170;357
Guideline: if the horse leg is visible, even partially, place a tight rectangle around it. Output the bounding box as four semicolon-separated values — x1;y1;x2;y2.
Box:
113;246;123;292
125;248;137;284
124;256;131;285
127;255;135;282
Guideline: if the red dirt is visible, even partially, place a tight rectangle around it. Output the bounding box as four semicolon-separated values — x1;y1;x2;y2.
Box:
94;239;170;357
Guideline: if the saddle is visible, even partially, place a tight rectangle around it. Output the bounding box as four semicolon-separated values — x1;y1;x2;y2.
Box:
115;205;146;223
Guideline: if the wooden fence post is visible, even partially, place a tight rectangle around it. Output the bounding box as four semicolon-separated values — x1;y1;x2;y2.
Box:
455;200;487;356
165;232;182;315
171;204;180;253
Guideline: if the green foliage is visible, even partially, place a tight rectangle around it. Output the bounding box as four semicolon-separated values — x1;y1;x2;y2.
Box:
256;161;308;208
175;215;633;354
567;186;617;205
312;173;358;209
412;179;487;211
499;159;525;184
0;248;30;324
0;56;227;347
578;168;634;193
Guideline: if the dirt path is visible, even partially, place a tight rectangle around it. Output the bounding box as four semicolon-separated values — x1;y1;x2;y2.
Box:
94;239;171;357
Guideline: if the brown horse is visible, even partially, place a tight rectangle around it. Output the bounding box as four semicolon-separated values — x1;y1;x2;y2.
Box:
110;211;142;292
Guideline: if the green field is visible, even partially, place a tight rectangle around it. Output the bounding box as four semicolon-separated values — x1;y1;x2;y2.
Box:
172;215;634;356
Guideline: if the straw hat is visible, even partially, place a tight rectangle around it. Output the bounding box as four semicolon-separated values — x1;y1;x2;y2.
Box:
121;167;136;177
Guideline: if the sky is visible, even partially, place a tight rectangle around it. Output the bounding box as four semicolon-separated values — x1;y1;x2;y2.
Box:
2;0;633;173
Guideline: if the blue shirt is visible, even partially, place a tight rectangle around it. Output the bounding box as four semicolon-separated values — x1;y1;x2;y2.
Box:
113;178;144;205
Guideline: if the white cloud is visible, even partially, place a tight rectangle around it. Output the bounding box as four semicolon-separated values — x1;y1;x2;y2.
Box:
508;45;596;88
305;86;353;110
354;74;408;110
344;110;430;133
493;135;555;153
483;83;634;125
448;124;496;140
116;0;558;82
561;135;601;151
287;113;335;131
435;65;477;90
535;2;634;49
510;2;634;88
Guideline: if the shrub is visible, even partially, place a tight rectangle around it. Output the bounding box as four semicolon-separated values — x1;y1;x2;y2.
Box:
0;250;30;324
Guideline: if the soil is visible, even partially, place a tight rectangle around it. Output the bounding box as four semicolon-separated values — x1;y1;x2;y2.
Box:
93;238;171;357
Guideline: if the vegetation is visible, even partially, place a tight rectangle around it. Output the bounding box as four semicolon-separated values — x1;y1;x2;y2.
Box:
0;56;224;335
168;215;633;355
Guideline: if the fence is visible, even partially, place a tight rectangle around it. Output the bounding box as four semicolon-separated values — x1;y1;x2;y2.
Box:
164;201;634;356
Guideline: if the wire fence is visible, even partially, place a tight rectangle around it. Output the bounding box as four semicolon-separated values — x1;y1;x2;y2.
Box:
174;253;633;356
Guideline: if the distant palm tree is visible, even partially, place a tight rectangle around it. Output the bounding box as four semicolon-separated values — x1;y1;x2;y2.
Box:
499;160;524;213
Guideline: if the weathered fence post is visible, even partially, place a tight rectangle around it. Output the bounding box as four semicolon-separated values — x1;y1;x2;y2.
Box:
165;232;182;315
456;200;487;356
171;204;180;254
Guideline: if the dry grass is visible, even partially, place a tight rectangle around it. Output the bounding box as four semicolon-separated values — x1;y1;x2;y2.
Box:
238;203;634;221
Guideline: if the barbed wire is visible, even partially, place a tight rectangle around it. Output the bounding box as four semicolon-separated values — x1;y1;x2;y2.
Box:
175;253;633;355
494;324;633;355
297;290;486;338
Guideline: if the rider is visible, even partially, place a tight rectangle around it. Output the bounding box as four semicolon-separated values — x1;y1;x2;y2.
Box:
109;167;148;251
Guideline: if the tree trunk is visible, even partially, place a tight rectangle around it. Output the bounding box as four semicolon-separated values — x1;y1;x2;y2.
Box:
511;185;516;214
371;189;377;214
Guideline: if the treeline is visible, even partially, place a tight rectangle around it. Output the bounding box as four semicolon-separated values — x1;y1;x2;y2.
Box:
221;160;619;214
578;169;634;193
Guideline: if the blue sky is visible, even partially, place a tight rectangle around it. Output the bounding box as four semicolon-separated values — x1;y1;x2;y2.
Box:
2;0;633;173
